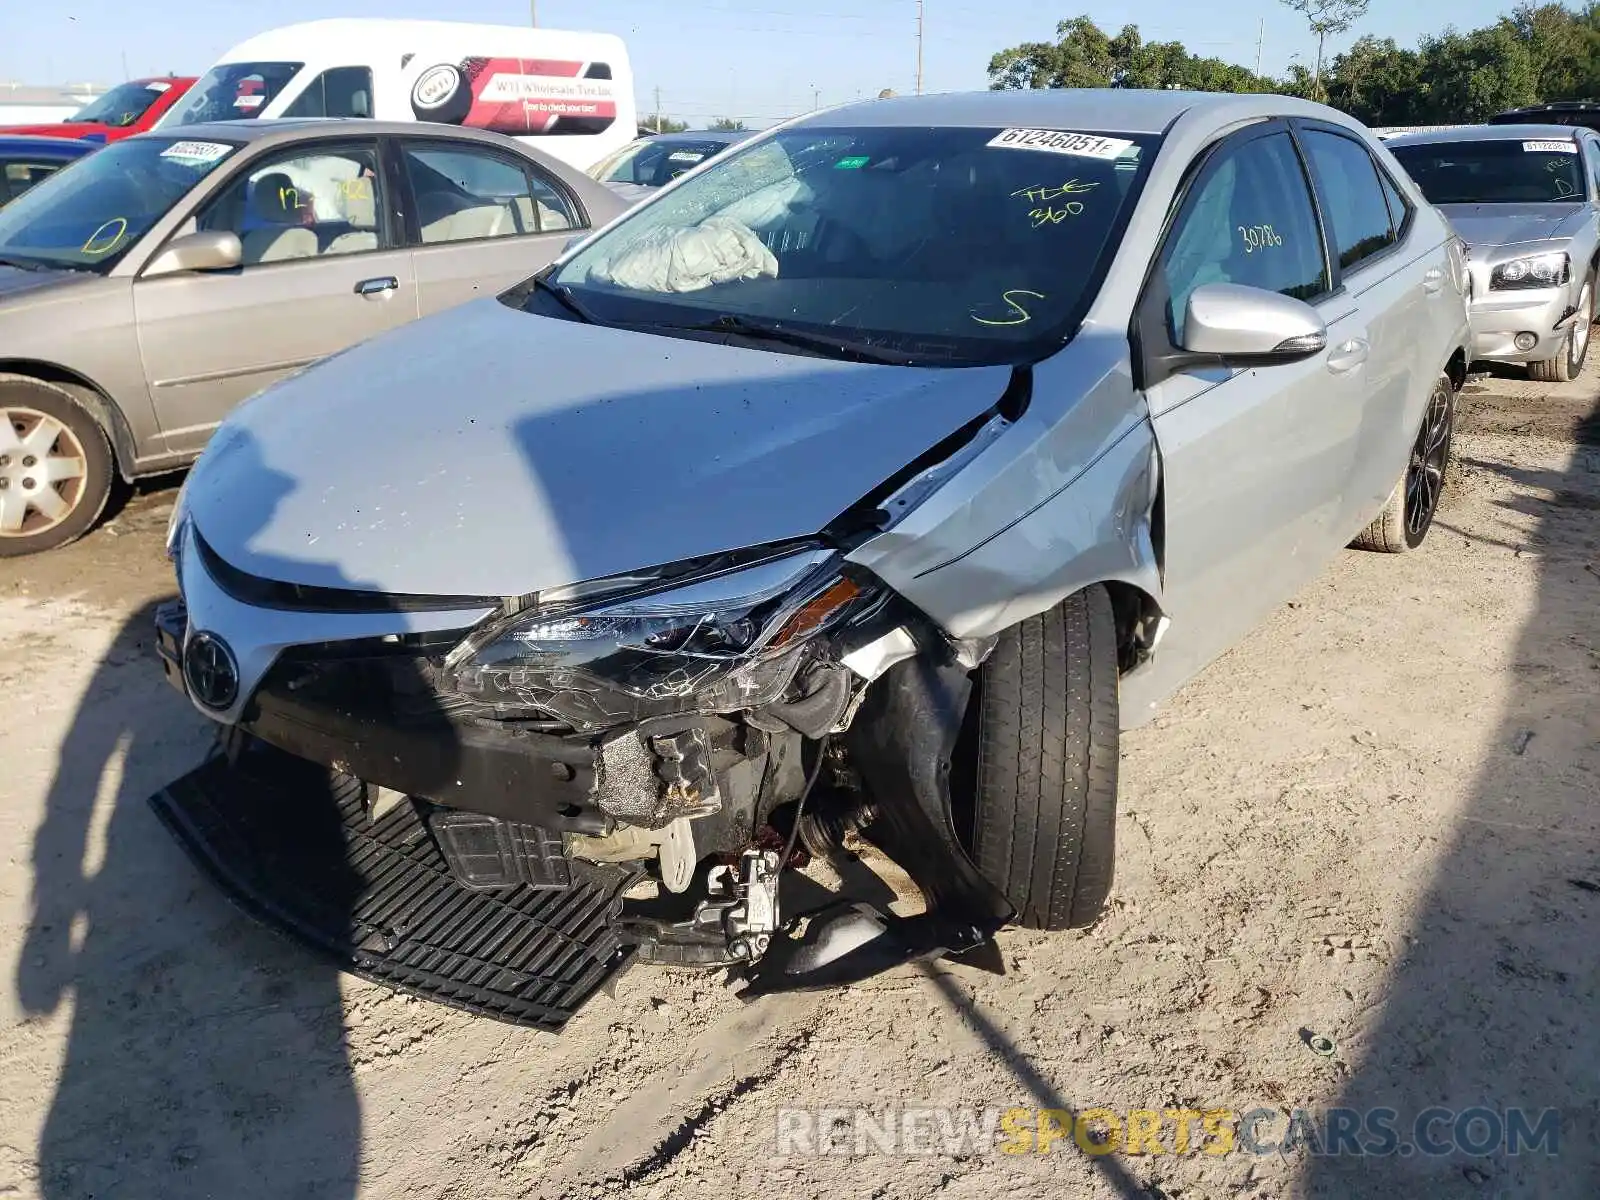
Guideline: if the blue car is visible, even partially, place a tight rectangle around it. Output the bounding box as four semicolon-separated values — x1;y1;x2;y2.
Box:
0;135;97;208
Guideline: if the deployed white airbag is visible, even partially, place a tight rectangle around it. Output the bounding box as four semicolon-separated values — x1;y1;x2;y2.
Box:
588;215;778;293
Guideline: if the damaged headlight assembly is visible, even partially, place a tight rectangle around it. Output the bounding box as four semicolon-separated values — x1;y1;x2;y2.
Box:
442;548;880;731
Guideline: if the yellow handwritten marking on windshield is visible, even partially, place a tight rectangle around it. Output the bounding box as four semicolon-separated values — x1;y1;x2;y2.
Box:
1013;180;1098;227
81;217;128;256
971;289;1046;326
1553;177;1578;197
1029;204;1082;225
1012;179;1099;204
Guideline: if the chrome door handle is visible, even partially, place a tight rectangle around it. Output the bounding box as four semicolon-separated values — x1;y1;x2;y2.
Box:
1326;337;1370;373
355;276;399;296
1422;267;1445;294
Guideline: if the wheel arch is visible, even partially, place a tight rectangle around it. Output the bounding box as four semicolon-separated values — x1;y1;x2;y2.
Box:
0;359;138;483
1443;346;1468;392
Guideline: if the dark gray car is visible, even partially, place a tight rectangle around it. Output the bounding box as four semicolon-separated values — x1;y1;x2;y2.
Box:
0;119;627;556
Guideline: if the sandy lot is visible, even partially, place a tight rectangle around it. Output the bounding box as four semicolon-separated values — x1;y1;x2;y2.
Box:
0;365;1596;1199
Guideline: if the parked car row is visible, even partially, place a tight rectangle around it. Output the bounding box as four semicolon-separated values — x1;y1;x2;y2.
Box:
136;89;1489;1028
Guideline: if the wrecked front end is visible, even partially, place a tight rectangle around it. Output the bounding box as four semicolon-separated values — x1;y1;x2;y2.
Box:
152;519;1019;1029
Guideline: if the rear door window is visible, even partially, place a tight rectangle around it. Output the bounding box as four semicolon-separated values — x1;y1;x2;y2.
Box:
402;143;582;243
1300;129;1397;273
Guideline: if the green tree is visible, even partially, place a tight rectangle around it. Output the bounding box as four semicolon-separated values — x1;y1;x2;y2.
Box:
1280;0;1370;99
988;16;1116;89
1416;22;1540;120
988;15;1275;92
1322;36;1427;125
643;114;688;133
709;117;748;131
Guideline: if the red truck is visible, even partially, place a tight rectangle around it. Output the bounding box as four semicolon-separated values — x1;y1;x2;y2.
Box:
0;77;196;143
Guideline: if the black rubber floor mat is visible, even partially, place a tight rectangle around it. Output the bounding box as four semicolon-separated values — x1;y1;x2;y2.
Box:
149;751;637;1031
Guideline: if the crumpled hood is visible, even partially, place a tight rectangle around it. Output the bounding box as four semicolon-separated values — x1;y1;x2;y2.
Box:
1439;202;1590;250
188;298;1013;598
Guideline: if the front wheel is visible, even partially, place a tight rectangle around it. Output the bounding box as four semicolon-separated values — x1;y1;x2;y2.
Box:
1351;371;1455;554
0;376;114;557
967;586;1120;931
1529;277;1592;383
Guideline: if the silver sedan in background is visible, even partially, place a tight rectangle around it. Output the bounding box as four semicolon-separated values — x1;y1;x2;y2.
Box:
1389;123;1600;380
0;119;628;556
155;90;1471;1023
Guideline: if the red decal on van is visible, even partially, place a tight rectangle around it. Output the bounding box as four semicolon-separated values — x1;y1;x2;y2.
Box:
410;56;617;136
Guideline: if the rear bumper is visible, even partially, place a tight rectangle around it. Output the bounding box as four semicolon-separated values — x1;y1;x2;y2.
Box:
156;599;611;833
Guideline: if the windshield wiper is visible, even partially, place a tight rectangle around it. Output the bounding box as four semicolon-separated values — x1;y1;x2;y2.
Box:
530;275;596;324
671;313;909;364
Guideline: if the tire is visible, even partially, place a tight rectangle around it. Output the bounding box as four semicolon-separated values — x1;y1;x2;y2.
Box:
969;586;1120;931
1528;276;1592;382
0;376;114;557
1352;371;1455;554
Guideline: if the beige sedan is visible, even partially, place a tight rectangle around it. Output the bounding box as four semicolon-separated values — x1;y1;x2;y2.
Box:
0;119;628;556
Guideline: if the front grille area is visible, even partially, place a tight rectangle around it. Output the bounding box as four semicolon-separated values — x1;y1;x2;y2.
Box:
194;530;497;614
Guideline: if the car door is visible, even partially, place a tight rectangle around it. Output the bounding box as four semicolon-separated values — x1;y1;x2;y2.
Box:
396;138;588;315
1134;122;1370;694
133;137;419;456
1295;121;1444;530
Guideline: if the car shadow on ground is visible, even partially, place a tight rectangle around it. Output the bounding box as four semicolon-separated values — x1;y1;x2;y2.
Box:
16;602;362;1197
1303;389;1600;1196
16;432;370;1197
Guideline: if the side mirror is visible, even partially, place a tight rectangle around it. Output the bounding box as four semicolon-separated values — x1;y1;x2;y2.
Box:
1178;282;1327;361
143;230;243;278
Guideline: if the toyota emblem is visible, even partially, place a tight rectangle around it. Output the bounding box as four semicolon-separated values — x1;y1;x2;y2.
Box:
184;631;240;710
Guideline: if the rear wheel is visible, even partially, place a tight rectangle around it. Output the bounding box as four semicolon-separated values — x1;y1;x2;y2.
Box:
1352;372;1454;554
967;586;1120;931
0;376;114;557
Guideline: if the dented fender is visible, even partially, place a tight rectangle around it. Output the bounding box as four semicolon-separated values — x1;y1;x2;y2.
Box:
846;330;1162;655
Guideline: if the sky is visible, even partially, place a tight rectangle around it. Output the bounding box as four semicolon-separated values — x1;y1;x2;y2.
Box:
4;0;1531;127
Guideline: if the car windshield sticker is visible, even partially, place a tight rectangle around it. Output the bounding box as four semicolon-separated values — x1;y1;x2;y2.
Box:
147;81;171;92
1012;179;1098;226
971;289;1045;326
1238;224;1284;254
987;129;1134;159
835;155;871;169
666;150;706;164
159;140;233;165
1524;140;1576;153
234;93;265;109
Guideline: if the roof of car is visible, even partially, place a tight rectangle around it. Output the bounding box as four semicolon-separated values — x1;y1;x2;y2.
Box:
127;119;544;148
0;134;98;157
802;88;1294;134
1386;123;1587;147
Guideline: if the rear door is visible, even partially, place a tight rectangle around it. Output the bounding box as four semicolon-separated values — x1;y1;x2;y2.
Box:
1135;122;1369;694
1295;121;1442;531
133;137;418;455
395;138;590;315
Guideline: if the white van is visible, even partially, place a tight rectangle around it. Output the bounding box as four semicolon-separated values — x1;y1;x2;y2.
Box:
162;19;636;170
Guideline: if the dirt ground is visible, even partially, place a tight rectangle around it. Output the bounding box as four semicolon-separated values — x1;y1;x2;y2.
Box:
0;362;1596;1200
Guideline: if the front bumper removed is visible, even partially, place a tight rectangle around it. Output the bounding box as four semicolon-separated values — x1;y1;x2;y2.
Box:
153;599;1013;1027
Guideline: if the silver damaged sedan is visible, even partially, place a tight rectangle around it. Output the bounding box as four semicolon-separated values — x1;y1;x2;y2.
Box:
152;90;1472;1028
